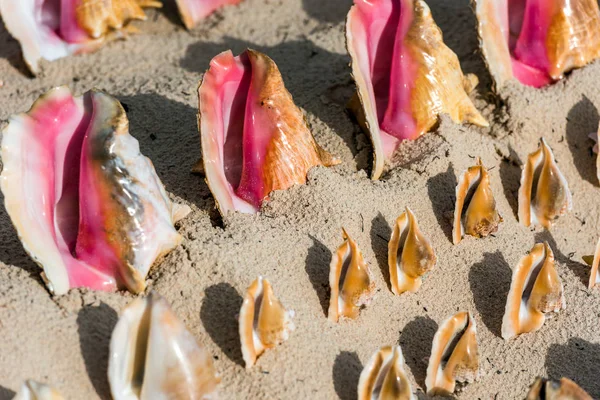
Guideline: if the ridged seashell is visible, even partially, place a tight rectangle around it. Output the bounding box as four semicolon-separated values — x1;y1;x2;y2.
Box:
239;276;295;368
453;157;502;244
0;87;190;295
329;228;375;322
582;237;600;290
388;207;436;294
474;0;600;88
198;49;338;215
518;138;572;229
357;345;416;400
14;380;64;400
526;377;592;400
0;0;160;74
175;0;243;29
346;0;488;180
108;292;220;399
502;242;565;340
425;311;479;395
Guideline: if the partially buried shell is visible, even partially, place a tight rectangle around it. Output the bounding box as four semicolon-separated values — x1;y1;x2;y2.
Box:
474;0;600;88
518;138;571;229
581;236;600;290
175;0;244;29
526;377;592;400
0;87;190;295
198;49;338;215
388;207;436;295
239;276;295;368
425;311;479;395
0;0;161;74
108;292;220;399
502;242;565;340
14;381;64;400
346;0;487;179
329;228;375;322
357;345;416;400
453;157;502;244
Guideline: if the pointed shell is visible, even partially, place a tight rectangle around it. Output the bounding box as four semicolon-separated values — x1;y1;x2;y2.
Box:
175;0;243;29
526;377;592;400
502;242;565;340
14;380;64;400
583;236;600;289
239;276;295;368
425;311;479;395
357;345;416;400
108;292;220;399
518;138;572;229
388;207;436;294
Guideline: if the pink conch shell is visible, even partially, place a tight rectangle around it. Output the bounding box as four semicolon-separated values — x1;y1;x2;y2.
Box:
502;242;565;340
582;237;600;290
518;138;572;229
198;49;338;215
0;87;190;295
346;0;488;179
239;276;295;368
14;380;64;400
388;207;436;295
108;292;220;399
175;0;244;29
328;228;375;322
453;157;502;244
0;0;161;74
526;377;592;400
474;0;600;88
357;345;416;400
425;311;479;395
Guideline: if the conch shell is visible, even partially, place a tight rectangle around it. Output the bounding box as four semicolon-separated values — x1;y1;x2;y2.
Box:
357;345;416;400
518;138;572;229
474;0;600;88
175;0;244;29
328;228;375;322
239;276;295;368
0;87;189;295
425;311;479;395
526;377;592;400
453;157;502;244
0;0;160;74
502;242;565;340
346;0;487;179
388;207;436;294
14;380;64;400
108;292;220;399
582;237;600;290
198;49;338;215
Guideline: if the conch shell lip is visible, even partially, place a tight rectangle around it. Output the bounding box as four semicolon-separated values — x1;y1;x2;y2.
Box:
357;345;416;400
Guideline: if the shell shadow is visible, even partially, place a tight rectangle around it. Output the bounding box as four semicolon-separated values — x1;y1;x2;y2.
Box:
305;235;332;317
302;0;352;24
0;385;16;399
468;251;512;337
545;337;600;397
200;283;245;367
399;316;438;390
534;231;589;287
0;19;31;76
566;96;598;185
332;351;362;400
427;164;456;243
370;213;392;290
498;145;522;219
76;302;118;400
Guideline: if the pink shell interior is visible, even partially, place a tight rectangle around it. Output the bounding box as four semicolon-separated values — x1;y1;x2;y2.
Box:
176;0;243;27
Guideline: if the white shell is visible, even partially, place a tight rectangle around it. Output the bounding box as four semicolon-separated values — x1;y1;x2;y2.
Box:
13;381;63;400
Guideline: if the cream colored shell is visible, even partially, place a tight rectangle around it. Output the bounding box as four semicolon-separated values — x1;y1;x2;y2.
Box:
357;345;415;400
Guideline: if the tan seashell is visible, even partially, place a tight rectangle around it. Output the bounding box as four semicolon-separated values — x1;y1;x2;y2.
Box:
239;276;295;368
582;237;600;289
526;377;592;400
76;0;161;39
388;207;436;295
357;345;416;400
328;228;375;322
425;311;479;395
518;138;572;229
453;157;502;244
502;242;565;340
14;380;64;400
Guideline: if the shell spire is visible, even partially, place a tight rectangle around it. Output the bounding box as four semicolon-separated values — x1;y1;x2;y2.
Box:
14;380;64;400
453;157;502;244
388;207;436;294
502;242;565;340
239;276;295;368
518;138;572;229
357;345;416;400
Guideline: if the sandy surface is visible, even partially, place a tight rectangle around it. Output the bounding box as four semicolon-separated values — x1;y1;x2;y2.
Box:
2;0;600;399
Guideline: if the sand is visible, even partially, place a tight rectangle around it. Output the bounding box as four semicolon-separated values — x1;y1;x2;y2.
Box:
1;0;600;399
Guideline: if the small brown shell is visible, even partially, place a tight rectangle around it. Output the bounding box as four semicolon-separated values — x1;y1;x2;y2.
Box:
357;345;415;400
14;380;64;400
526;377;592;400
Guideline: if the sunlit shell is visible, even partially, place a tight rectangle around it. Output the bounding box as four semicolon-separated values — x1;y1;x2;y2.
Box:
175;0;244;29
108;292;220;399
475;0;600;88
14;380;64;400
0;0;160;74
346;0;487;179
198;49;338;215
328;228;375;322
0;87;190;295
357;345;416;400
453;157;502;244
502;242;565;340
526;377;592;400
388;207;436;295
239;276;295;368
518;138;571;229
582;237;600;290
